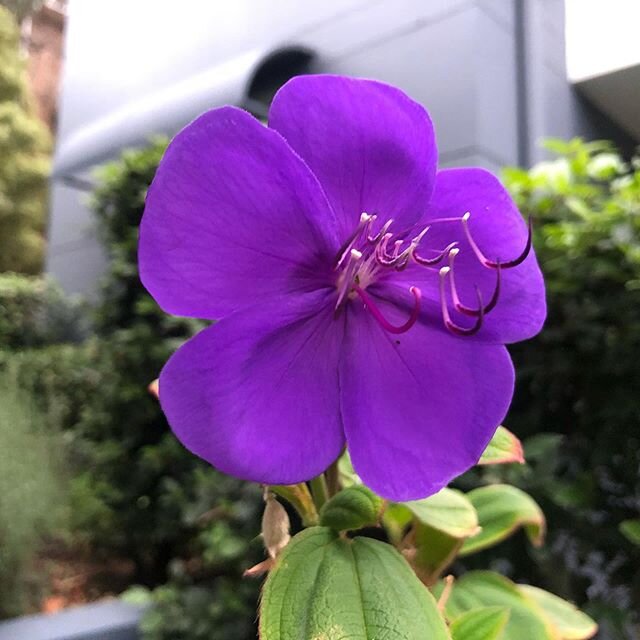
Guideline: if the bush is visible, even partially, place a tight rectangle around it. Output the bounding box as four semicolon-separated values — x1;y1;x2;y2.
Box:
0;273;87;348
0;372;67;617
79;141;262;637
458;139;640;639
0;6;50;274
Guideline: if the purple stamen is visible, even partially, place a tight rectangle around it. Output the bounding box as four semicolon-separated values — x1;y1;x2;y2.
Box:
355;285;421;335
462;213;532;269
447;249;502;316
413;241;458;267
439;267;484;336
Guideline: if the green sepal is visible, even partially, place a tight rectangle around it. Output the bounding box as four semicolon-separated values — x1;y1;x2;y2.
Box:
320;485;383;531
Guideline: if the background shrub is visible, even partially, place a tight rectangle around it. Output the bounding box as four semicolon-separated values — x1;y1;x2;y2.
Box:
0;6;50;274
0;372;67;617
458;139;640;640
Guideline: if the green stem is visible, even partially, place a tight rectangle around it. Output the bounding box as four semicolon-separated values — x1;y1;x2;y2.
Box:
309;474;330;510
325;459;340;498
271;483;319;527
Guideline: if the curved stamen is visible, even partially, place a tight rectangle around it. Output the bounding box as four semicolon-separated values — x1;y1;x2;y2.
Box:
376;235;415;268
462;213;532;269
355;285;421;335
367;218;393;244
413;241;459;267
336;249;363;308
448;249;502;316
335;213;373;269
439;267;484;336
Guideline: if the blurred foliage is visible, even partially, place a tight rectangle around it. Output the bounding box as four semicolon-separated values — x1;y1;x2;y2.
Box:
457;139;640;639
0;141;264;635
0;273;87;348
0;371;67;617
81;141;262;637
0;6;50;274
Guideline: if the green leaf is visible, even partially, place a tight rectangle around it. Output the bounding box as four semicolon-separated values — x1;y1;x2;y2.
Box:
400;490;479;584
320;485;383;531
404;488;480;538
410;523;464;585
619;519;640;546
478;427;525;466
383;502;414;544
518;585;598;639
461;485;545;555
260;527;451;639
450;606;509;640
435;572;556;640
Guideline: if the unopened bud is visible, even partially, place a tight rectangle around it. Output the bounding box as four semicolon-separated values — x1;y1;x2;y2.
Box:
262;492;291;559
148;379;160;399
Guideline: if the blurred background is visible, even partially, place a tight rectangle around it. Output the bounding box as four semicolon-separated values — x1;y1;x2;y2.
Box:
0;1;638;638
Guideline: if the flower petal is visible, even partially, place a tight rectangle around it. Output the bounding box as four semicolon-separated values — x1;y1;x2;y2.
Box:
159;290;345;484
390;168;546;343
340;298;514;501
269;75;437;243
139;106;340;319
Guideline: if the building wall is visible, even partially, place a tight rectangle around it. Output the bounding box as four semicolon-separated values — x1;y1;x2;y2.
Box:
25;4;65;132
46;0;625;295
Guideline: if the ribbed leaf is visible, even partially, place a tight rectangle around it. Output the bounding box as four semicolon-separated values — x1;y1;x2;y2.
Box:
435;571;556;640
518;585;597;640
461;485;545;555
260;527;451;639
450;606;509;640
404;488;480;538
478;426;524;465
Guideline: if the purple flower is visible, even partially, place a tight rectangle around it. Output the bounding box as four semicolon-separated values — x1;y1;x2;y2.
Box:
139;75;545;501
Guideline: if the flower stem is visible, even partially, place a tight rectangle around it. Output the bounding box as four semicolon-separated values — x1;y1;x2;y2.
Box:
271;484;319;527
309;474;330;510
325;459;340;498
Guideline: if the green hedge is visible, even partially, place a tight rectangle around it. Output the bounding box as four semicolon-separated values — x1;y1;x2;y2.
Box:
0;273;86;349
0;6;51;274
458;139;640;639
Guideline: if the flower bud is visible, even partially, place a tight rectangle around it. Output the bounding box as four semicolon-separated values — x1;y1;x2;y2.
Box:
262;492;291;558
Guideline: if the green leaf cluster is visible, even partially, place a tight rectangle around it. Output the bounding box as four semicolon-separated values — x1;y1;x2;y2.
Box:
262;426;596;639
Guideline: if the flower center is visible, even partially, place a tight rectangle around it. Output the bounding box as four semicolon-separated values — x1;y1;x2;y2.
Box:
333;212;532;336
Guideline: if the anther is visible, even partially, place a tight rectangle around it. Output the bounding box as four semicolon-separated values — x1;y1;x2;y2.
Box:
355;285;421;335
335;249;363;308
447;249;502;316
335;214;371;269
439;267;484;336
462;213;532;269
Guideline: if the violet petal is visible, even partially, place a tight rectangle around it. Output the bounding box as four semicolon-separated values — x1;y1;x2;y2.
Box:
340;295;514;501
139;106;340;320
391;168;546;343
269;75;437;243
159;289;346;485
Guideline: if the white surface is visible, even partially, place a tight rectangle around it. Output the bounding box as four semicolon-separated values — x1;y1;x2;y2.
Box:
566;0;640;81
